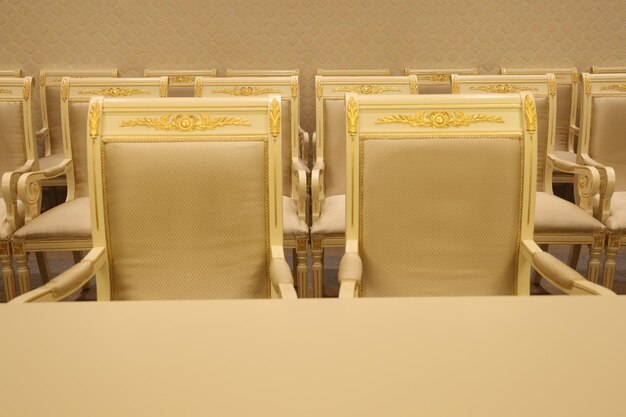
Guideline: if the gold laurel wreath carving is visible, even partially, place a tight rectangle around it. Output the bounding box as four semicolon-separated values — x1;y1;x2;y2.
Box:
169;76;195;83
88;101;101;139
213;86;280;96
409;76;418;94
375;111;504;128
22;79;31;100
160;78;168;97
291;77;298;99
524;95;537;134
600;84;626;92
333;84;401;94
120;114;250;131
470;84;538;93
315;79;323;98
346;97;358;137
79;87;149;97
61;78;69;101
584;75;592;95
269;98;280;137
548;76;557;96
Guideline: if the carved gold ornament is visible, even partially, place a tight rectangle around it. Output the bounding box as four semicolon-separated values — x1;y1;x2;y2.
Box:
0;89;12;94
22;79;31;100
600;84;626;92
376;111;504;128
12;241;25;255
169;76;194;83
213;86;280;96
88;101;101;139
194;77;202;97
452;77;460;93
333;84;401;94
571;68;578;84
593;235;604;248
524;95;537;134
0;243;9;256
470;84;538;93
584;75;591;95
39;70;46;86
160;78;168;97
548;76;557;96
409;76;418;94
269;98;280;137
316;79;323;98
78;87;150;97
61;78;69;102
346;97;358;137
421;74;451;82
291;77;298;99
608;235;622;248
121;114;251;131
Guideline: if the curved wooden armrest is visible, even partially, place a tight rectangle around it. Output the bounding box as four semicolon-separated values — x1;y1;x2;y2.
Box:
338;252;362;298
548;155;600;213
36;127;51;157
521;240;615;296
311;160;325;220
17;159;72;221
10;247;107;303
1;161;36;229
269;258;297;299
291;159;308;221
580;155;615;222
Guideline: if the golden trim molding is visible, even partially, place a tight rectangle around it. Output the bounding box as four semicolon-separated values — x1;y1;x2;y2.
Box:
524;95;537;134
470;84;538;93
376;111;504;128
600;84;626;92
333;84;401;94
269;98;280;137
346;97;358;137
213;86;280;96
79;87;150;97
88;101;101;139
120;114;251;131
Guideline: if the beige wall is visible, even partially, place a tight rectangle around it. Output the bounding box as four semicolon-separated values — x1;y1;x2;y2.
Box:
1;0;624;132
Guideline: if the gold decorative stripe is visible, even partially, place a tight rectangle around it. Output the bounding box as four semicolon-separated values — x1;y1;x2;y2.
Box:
269;98;280;137
213;86;280;96
169;76;195;83
470;84;538;93
420;74;451;82
88;101;101;139
524;95;537;134
375;111;504;128
600;84;626;92
79;87;150;97
0;88;12;94
120;114;251;131
333;84;401;94
346;97;358;137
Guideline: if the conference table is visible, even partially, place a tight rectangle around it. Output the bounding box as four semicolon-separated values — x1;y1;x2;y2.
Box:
1;296;624;416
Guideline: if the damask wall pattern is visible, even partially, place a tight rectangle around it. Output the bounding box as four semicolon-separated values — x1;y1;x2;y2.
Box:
1;0;624;131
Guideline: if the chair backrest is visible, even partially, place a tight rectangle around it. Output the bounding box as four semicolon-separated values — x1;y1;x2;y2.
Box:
225;69;299;77
579;73;626;192
590;66;626;74
317;69;391;76
453;74;556;192
39;70;119;157
404;68;478;93
88;96;283;300
196;76;301;202
315;75;418;202
501;67;579;153
61;77;166;200
345;93;536;296
143;69;217;97
0;69;22;77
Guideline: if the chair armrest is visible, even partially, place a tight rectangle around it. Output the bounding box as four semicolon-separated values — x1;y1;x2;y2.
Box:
521;240;615;296
567;125;579;152
311;132;317;163
17;159;72;221
269;258;297;299
291;159;308;221
311;160;325;221
10;247;106;303
299;128;310;169
1;161;36;229
35;127;50;156
547;155;600;214
579;155;615;222
338;252;363;298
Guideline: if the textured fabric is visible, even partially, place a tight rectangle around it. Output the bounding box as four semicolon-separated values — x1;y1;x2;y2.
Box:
338;252;362;282
103;141;269;300
360;137;522;297
323;99;346;197
534;96;549;192
280;100;292;195
282;196;308;238
554;84;572;152
419;84;451;94
69;102;90;197
14;197;91;241
310;194;345;235
601;191;626;232
532;251;586;290
534;192;605;234
589;97;626;192
48;261;93;298
0;101;26;176
44;87;64;155
167;86;193;97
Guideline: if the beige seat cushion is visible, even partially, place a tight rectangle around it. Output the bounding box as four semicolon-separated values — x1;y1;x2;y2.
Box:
1;200;24;240
13;197;91;242
598;191;626;233
282;196;308;238
534;192;605;235
310;194;345;236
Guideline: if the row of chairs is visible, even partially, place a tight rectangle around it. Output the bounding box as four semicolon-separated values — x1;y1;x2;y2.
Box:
8;93;616;302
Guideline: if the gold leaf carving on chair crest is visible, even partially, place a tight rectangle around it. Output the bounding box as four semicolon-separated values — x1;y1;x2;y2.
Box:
571;68;578;84
78;87;150;97
346;97;358;137
39;70;46;86
194;77;202;97
213;86;280;96
583;75;592;95
291;77;298;99
160;78;168;97
452;77;460;93
269;98;280;137
315;79;323;98
61;78;69;102
88;101;101;139
22;79;31;100
375;111;504;128
409;76;418;94
600;84;626;92
470;83;538;93
169;76;195;83
524;95;537;134
0;89;12;94
548;76;557;96
420;74;451;82
333;84;401;94
121;114;251;131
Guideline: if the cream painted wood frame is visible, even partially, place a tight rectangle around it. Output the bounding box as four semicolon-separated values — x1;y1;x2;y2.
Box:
0;69;22;77
37;69;119;187
225;69;300;77
12;77;167;295
403;68;478;93
195;75;309;297
500;67;580;184
12;96;296;302
311;75;418;297
338;93;612;298
590;66;626;74
0;77;37;300
453;74;605;284
578;73;626;289
316;69;391;76
143;69;217;97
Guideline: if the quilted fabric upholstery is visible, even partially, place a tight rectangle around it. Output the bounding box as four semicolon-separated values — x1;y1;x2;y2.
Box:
589;97;626;192
0;101;26;174
534;192;605;234
13;197;91;241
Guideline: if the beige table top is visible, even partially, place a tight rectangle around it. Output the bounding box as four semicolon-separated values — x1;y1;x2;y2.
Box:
0;296;624;417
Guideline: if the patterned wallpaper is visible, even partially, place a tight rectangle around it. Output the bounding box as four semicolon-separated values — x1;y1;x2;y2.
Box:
1;0;624;132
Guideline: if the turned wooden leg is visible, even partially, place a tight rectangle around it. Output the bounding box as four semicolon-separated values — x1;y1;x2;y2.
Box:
1;242;16;301
13;241;30;294
532;244;550;285
587;235;604;284
311;237;323;298
296;238;308;298
603;235;621;290
35;252;51;284
567;245;582;270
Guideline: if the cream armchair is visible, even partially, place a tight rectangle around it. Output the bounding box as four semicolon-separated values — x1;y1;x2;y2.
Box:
195;75;309;296
338;93;613;298
143;69;217;97
11;77;167;295
12;96;296;302
453;74;606;285
311;75;418;297
404;68;478;93
0;77;37;300
578;73;626;289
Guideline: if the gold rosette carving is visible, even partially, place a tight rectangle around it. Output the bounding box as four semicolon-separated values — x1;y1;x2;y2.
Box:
120;114;250;131
79;87;150;97
470;84;538;93
213;86;280;96
333;84;401;94
375;111;504;128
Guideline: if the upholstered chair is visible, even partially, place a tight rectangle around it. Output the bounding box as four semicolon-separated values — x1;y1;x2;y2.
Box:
0;69;22;77
225;69;300;77
500;67;580;185
311;75;418;297
590;66;626;74
0;77;37;300
37;70;119;187
404;68;478;93
578;73;626;289
11;77;167;294
195;76;309;296
12;96;297;302
453;74;606;285
316;69;391;76
143;69;217;97
338;93;614;298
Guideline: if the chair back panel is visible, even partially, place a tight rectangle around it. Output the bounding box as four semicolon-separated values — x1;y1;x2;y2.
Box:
323;99;347;196
554;84;572;152
44;87;64;154
589;96;626;191
404;69;478;94
68;102;90;197
0;101;26;176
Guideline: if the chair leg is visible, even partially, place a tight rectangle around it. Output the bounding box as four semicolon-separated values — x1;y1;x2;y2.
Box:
587;235;604;284
14;246;31;294
1;242;16;301
311;237;323;298
35;252;51;284
603;235;621;290
568;245;582;270
532;244;550;285
295;238;308;298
